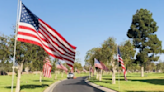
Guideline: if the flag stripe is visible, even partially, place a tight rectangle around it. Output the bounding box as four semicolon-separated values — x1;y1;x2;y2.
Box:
38;23;75;55
38;27;75;58
17;23;75;66
38;19;76;50
43;58;52;78
117;48;127;80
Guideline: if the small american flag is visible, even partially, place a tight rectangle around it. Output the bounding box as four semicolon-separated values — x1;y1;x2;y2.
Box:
43;58;52;78
89;67;94;73
17;2;76;67
94;58;103;69
56;60;68;72
117;47;127;81
100;61;109;71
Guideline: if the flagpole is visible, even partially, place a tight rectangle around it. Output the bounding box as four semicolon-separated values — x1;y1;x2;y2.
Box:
11;0;20;92
116;44;120;90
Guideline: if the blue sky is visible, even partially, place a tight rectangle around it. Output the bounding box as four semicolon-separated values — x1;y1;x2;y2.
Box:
0;0;164;66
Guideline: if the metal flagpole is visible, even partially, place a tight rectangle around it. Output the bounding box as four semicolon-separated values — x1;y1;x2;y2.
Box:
11;0;20;92
116;44;120;90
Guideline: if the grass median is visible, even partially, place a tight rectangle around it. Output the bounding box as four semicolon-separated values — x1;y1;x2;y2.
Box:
89;72;164;92
0;72;88;92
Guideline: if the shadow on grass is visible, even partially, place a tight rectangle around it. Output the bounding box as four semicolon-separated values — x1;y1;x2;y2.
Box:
130;79;164;85
33;80;53;82
5;84;49;90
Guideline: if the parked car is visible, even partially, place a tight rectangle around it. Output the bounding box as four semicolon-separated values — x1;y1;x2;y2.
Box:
67;72;74;79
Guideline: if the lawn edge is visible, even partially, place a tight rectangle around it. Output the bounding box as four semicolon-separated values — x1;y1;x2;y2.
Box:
43;78;67;92
85;78;118;92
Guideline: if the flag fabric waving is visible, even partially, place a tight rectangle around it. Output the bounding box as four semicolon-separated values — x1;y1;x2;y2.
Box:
117;47;127;81
17;2;76;67
43;58;52;78
83;68;87;73
94;58;103;69
100;61;109;71
89;67;94;73
56;60;68;72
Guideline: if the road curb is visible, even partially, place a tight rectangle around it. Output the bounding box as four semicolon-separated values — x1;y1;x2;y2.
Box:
43;79;67;92
85;78;118;92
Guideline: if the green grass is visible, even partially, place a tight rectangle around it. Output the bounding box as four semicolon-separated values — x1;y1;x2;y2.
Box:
89;72;164;92
0;72;88;92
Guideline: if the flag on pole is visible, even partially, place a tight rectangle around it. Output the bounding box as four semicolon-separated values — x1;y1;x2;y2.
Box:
83;68;88;73
117;47;127;81
17;2;76;67
89;67;94;73
100;61;109;71
56;60;68;72
94;58;103;69
43;58;52;78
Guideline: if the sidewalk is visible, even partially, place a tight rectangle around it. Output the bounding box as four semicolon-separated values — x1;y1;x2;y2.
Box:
85;78;118;92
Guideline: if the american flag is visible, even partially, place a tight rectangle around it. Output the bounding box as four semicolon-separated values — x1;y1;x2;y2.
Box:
89;67;94;73
56;60;68;72
117;47;127;81
100;61;109;71
43;58;52;78
94;58;103;69
83;68;88;73
17;2;76;67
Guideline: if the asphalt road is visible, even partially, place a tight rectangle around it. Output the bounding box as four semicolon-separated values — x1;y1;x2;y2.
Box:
52;77;104;92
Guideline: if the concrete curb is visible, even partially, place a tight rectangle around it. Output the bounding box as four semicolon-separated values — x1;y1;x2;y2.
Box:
43;79;67;92
85;78;118;92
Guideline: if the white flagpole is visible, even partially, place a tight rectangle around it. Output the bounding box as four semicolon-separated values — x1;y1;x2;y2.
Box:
116;45;120;90
11;0;20;92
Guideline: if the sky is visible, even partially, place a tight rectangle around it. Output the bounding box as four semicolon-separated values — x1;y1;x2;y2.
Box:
0;0;164;66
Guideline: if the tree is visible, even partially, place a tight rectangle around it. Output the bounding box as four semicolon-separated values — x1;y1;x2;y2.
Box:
85;37;117;84
85;48;100;66
9;35;48;92
127;9;164;77
0;34;11;75
119;40;136;72
100;37;117;84
74;62;83;71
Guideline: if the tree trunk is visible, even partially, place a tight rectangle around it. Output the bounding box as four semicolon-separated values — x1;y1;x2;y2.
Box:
111;61;116;84
94;68;96;76
15;63;23;92
99;69;102;81
96;70;99;79
40;72;42;82
141;66;144;77
112;70;116;84
61;71;63;78
55;71;57;80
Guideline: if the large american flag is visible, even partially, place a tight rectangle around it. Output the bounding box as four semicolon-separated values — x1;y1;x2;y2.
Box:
117;47;127;81
17;2;76;67
43;58;52;78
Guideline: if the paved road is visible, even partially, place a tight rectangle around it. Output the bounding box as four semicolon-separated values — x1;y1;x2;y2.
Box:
52;77;104;92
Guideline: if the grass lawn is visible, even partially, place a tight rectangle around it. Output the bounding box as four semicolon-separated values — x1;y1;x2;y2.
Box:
0;72;88;92
89;72;164;92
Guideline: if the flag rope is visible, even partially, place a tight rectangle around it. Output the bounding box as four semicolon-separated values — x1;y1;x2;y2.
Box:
11;0;20;92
